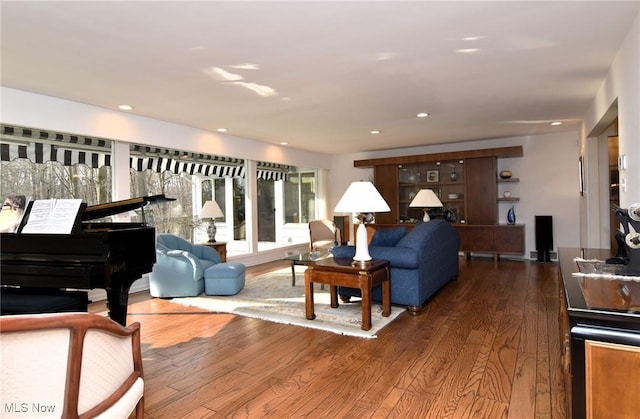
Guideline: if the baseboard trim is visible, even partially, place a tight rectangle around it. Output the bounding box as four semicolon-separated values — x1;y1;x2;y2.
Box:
529;251;558;261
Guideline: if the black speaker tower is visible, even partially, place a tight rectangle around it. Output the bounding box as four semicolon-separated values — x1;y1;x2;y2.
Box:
535;215;553;262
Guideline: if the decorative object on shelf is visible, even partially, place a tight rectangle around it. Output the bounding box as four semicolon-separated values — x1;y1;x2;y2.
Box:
408;192;415;200
426;169;439;183
449;165;458;181
447;193;460;200
507;206;516;224
443;207;458;222
334;181;391;263
499;170;513;179
201;200;224;242
503;191;512;198
409;189;443;222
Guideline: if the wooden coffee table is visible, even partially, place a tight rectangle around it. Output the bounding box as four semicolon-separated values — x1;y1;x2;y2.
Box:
304;258;390;331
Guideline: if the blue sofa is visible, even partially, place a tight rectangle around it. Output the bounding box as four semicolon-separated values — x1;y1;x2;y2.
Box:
330;220;460;314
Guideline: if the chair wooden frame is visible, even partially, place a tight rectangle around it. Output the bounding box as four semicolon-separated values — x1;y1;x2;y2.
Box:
0;313;144;419
309;219;341;250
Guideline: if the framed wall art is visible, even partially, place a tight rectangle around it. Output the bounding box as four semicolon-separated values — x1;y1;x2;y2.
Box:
426;169;440;183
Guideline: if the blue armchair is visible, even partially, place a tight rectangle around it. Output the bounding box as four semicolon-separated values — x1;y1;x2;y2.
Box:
149;234;221;298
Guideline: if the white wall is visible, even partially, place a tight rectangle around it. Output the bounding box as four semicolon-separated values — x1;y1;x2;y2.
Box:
580;11;640;250
583;12;639;209
0;87;333;171
328;131;581;259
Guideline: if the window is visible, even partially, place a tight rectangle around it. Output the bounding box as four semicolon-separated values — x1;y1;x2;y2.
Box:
233;178;246;241
1;125;321;257
284;171;316;224
0;124;113;205
200;178;226;220
130;145;245;245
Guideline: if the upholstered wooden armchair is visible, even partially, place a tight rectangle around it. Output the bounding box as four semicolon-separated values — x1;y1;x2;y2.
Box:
0;312;144;418
309;219;341;250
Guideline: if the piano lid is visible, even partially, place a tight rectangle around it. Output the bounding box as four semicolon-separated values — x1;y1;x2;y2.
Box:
82;194;176;221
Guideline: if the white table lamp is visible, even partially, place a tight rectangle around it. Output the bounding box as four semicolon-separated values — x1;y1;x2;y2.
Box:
409;189;443;222
201;200;224;242
334;181;390;263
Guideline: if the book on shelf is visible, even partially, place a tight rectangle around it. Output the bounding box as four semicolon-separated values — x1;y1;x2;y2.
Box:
18;199;85;234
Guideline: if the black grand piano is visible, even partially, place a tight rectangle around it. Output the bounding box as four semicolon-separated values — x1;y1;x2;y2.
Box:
0;194;174;325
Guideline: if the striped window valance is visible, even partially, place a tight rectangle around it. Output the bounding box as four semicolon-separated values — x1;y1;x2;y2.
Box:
257;169;286;181
1;124;112;168
1;124;291;180
256;161;292;181
130;145;245;178
0;141;111;168
1;124;111;149
130;156;245;178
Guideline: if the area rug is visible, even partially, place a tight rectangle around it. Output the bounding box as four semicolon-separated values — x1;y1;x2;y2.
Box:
171;267;403;338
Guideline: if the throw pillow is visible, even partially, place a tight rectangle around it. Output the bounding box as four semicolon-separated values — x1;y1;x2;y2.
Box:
369;226;407;247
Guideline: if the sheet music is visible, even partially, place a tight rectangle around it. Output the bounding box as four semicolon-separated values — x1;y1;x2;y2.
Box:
21;199;83;234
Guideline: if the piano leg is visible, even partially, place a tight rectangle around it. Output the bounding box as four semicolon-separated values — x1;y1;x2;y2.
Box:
106;284;131;326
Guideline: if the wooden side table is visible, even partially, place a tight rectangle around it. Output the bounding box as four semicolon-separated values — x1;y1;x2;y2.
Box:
202;241;227;262
304;258;390;331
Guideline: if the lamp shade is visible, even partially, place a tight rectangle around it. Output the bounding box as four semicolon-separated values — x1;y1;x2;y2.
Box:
334;181;390;214
201;200;224;219
409;189;443;208
334;181;390;263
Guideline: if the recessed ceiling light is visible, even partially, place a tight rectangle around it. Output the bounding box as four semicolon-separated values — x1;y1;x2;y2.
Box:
370;130;381;135
463;36;484;41
118;104;134;111
217;128;228;132
550;121;563;126
456;48;480;53
417;112;430;118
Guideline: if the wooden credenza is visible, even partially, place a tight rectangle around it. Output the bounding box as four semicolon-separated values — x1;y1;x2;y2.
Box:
456;224;525;259
558;248;640;418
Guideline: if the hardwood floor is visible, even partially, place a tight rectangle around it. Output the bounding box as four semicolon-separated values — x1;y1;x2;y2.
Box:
91;257;566;418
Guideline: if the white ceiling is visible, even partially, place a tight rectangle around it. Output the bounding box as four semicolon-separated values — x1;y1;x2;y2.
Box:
1;1;638;155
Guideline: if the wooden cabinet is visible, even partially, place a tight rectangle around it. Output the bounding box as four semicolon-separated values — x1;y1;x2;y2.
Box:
584;341;640;418
373;165;398;225
464;157;496;224
363;146;524;257
456;224;525;258
559;248;640;419
396;159;465;223
333;215;351;245
202;241;227;262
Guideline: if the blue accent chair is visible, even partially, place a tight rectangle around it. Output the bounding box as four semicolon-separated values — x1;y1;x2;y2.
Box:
149;234;221;298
